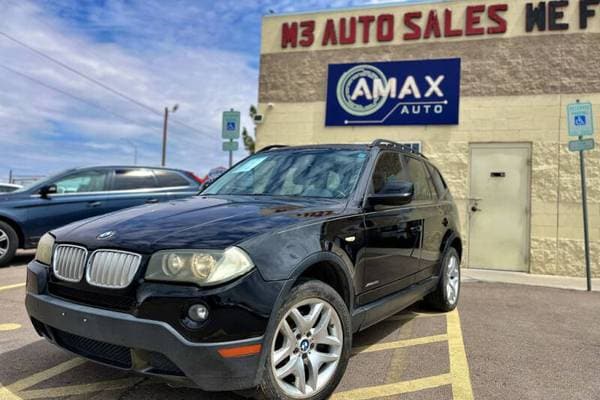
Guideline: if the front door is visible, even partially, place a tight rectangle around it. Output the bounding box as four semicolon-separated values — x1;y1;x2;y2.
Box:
468;143;531;271
361;152;422;304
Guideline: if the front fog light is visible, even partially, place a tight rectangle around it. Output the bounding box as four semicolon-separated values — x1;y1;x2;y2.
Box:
188;304;209;322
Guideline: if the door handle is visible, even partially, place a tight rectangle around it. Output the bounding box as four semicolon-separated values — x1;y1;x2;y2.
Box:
409;225;422;234
145;198;159;204
87;201;102;208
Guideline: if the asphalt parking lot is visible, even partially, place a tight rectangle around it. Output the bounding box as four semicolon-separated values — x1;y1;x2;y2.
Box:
1;253;599;400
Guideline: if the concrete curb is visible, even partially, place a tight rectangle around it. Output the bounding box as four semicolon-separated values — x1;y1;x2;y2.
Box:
462;268;600;292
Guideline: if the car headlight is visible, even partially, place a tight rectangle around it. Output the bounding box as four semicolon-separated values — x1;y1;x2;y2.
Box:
145;247;254;286
35;233;55;266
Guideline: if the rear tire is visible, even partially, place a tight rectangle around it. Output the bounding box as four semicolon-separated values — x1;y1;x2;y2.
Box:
425;247;460;312
0;221;18;268
259;280;352;400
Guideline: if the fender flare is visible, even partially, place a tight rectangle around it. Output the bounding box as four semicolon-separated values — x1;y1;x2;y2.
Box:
252;251;355;385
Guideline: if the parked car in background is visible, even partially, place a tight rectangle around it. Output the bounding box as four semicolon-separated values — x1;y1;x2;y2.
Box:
202;166;227;185
0;183;22;193
25;140;462;399
0;166;202;267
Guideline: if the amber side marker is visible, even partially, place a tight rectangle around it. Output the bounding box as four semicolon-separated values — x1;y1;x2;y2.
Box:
218;344;262;358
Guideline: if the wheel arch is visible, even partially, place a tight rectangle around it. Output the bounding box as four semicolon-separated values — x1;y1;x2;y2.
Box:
0;215;24;248
440;229;462;260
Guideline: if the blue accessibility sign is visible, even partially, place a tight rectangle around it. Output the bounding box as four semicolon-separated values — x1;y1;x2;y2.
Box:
567;102;594;137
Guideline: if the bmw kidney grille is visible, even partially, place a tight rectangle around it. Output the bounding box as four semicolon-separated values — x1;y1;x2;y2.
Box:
52;247;141;289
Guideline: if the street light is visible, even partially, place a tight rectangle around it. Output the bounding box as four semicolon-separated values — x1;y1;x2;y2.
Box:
124;139;138;165
162;104;179;166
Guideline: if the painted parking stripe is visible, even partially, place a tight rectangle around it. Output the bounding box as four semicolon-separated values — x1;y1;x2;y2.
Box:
0;283;25;292
352;334;448;355
0;324;21;331
18;378;144;400
5;358;86;393
447;309;474;400
333;373;452;399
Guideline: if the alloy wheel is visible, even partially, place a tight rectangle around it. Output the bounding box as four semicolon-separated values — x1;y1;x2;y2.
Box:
271;298;343;399
445;255;460;305
0;229;9;258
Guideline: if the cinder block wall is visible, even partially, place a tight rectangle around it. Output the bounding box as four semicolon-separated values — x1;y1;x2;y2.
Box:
256;0;600;277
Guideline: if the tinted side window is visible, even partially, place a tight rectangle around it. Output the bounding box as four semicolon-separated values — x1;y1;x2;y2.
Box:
427;164;448;198
154;170;189;187
53;170;109;194
402;156;434;202
113;169;157;191
370;152;404;194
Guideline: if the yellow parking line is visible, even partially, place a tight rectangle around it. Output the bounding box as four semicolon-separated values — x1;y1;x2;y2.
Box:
447;309;474;400
5;358;86;393
18;378;144;400
0;283;25;292
352;334;448;355
0;324;21;331
332;373;452;400
0;386;22;400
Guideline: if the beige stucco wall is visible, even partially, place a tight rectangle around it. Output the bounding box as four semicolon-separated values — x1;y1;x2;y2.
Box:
256;0;600;277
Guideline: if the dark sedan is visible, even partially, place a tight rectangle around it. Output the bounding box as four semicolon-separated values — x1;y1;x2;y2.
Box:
0;166;202;266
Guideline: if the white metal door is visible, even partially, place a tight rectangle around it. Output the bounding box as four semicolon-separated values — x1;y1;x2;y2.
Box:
468;143;531;272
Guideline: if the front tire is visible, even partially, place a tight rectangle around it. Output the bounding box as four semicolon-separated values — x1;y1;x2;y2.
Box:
259;280;352;400
425;247;461;312
0;222;18;268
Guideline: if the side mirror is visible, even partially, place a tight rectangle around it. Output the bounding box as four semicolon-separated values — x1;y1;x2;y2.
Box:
367;180;414;207
39;184;57;199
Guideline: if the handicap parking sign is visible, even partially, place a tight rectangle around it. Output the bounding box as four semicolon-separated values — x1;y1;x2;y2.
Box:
574;115;586;126
222;110;241;139
567;102;594;137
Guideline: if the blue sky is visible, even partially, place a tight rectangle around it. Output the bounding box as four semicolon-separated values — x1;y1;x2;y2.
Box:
0;0;410;181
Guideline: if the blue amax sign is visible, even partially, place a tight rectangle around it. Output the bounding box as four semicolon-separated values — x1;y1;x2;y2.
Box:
325;58;461;126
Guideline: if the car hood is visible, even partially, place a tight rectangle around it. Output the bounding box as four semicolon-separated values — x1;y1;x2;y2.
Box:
52;195;347;253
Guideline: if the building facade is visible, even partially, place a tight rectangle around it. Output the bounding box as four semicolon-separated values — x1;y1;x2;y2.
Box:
256;0;600;277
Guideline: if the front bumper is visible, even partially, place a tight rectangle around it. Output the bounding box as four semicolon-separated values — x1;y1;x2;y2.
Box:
25;262;277;391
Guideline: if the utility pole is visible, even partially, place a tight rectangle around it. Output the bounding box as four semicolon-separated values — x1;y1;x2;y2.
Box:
161;104;178;167
8;169;12;184
162;107;169;167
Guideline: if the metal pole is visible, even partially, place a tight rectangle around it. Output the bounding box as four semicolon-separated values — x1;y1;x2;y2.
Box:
228;140;233;168
578;135;592;291
133;145;138;165
162;107;169;166
8;169;12;184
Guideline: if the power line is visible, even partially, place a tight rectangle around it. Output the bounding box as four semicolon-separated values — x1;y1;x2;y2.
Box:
0;63;157;130
0;30;214;139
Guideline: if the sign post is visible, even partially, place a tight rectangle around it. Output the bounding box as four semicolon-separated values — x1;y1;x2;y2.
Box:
222;109;240;167
567;101;594;291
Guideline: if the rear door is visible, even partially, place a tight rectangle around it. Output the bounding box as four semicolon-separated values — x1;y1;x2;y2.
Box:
153;169;199;200
402;155;444;280
102;168;167;213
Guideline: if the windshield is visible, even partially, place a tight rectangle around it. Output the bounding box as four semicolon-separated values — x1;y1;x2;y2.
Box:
203;149;368;199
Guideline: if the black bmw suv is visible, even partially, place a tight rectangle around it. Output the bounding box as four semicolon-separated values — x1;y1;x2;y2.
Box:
25;140;462;400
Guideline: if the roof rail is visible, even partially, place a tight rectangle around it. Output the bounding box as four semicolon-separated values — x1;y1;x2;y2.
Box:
258;144;289;152
369;139;427;159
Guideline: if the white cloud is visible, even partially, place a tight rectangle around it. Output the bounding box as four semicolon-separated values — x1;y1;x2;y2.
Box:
0;0;258;179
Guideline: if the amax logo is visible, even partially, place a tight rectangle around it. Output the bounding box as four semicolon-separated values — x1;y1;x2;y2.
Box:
326;58;460;126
